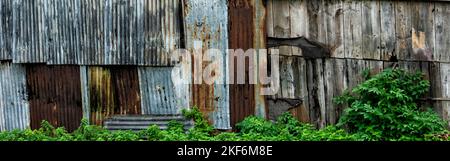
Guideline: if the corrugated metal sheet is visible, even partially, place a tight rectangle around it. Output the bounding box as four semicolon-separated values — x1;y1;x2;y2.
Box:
0;62;29;131
104;115;194;131
0;0;13;60
12;0;47;63
138;67;189;115
184;0;230;129
45;0;81;64
228;0;256;128
82;66;141;126
27;64;82;132
10;0;182;65
100;0;182;66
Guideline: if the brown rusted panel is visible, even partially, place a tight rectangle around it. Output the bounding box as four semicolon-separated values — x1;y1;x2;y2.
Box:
88;66;141;126
27;64;82;132
228;0;256;128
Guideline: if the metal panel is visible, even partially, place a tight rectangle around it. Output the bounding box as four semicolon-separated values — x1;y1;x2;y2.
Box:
138;67;189;115
12;0;47;63
228;0;264;128
100;0;182;66
83;66;141;126
10;0;182;65
0;62;29;131
27;64;82;132
184;0;230;129
45;0;82;64
0;0;13;60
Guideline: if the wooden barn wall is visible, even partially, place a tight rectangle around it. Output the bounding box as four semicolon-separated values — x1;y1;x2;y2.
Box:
0;0;13;60
26;64;82;132
10;0;182;65
0;62;29;131
80;66;141;126
138;67;190;115
267;0;450;127
184;0;231;130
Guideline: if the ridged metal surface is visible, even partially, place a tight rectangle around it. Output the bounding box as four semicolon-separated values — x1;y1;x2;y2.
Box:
0;62;29;131
138;67;189;115
10;0;182;65
82;66;142;126
12;0;47;63
27;64;82;132
184;0;230;129
104;115;194;131
0;0;13;60
228;0;257;128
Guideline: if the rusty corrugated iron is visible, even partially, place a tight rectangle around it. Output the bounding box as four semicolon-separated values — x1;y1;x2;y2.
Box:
0;0;13;60
82;66;141;126
228;0;256;128
27;64;82;132
10;0;182;65
138;67;189;115
184;0;230;130
0;61;29;131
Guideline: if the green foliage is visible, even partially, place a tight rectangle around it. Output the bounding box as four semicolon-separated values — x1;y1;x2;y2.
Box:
335;68;448;141
1;93;448;141
236;116;278;136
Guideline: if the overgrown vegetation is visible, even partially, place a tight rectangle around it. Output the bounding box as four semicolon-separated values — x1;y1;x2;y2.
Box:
335;68;448;141
0;68;448;141
0;111;359;141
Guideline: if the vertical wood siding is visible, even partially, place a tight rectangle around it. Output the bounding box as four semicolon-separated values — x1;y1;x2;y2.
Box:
267;0;450;128
0;62;29;131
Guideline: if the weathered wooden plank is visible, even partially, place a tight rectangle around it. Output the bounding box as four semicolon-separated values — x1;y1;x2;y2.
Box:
325;0;344;58
395;1;412;61
343;0;363;59
435;3;450;62
410;1;435;61
380;1;396;61
361;0;381;60
430;62;443;119
272;0;291;57
324;58;347;125
289;0;308;57
305;59;327;128
291;57;309;123
440;63;450;127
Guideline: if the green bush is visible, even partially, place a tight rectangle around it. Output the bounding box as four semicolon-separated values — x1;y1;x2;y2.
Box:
335;68;447;141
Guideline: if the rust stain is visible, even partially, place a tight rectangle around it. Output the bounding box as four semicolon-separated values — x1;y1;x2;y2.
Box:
228;0;257;128
27;64;82;132
88;66;141;126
